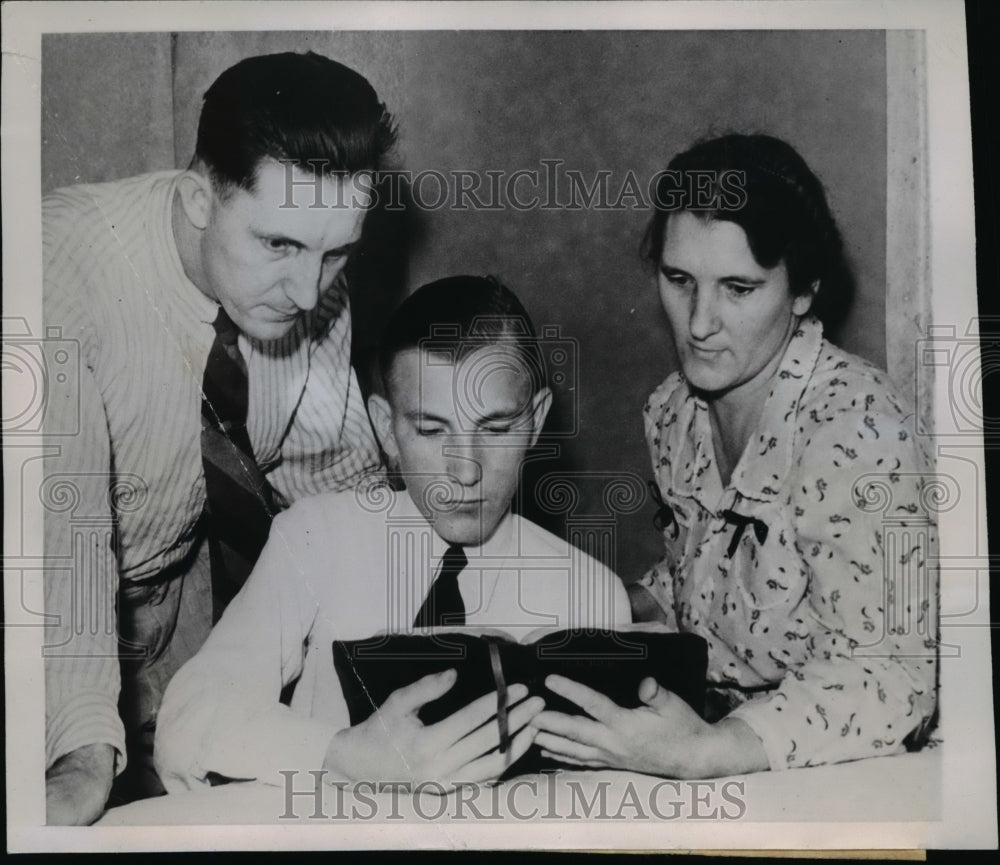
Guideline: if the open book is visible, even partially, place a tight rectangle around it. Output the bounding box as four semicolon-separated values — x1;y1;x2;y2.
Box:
332;623;707;777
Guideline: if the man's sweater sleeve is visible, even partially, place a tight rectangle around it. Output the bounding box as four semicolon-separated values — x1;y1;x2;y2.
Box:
43;203;127;774
43;355;127;774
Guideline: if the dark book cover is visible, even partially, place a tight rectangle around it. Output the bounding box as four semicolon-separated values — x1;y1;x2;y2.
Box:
332;625;708;778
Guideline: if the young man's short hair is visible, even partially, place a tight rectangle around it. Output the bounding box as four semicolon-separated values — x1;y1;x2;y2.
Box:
195;51;397;194
376;275;548;397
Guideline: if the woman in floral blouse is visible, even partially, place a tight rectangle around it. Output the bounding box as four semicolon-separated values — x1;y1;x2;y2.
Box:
531;134;938;776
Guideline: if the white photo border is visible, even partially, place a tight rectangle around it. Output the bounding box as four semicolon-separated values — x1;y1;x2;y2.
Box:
3;0;993;852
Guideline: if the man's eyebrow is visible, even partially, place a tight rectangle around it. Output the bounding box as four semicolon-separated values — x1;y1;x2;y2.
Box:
253;232;360;258
256;230;304;247
404;410;450;425
403;406;527;426
477;406;528;422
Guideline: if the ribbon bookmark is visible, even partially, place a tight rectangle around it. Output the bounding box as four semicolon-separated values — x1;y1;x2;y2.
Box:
487;639;510;754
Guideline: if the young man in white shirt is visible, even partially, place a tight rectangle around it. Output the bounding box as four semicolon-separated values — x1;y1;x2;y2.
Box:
155;275;630;791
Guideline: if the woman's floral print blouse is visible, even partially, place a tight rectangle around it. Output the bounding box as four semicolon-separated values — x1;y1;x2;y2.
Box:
639;316;938;770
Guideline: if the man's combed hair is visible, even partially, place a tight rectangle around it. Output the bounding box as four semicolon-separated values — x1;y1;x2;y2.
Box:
377;275;547;395
196;51;397;193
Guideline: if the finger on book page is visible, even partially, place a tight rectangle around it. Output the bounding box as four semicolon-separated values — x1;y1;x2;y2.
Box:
460;680;539;738
543;673;624;724
430;682;529;745
439;695;544;772
384;668;458;715
456;723;541;785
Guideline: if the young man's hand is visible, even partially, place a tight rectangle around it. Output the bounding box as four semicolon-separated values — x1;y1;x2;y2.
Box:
323;669;544;789
45;743;115;825
531;675;769;778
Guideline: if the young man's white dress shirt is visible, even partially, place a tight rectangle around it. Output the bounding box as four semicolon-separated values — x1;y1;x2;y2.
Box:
155;486;630;790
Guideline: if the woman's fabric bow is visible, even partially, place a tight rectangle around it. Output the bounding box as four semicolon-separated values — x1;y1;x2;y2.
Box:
721;509;769;558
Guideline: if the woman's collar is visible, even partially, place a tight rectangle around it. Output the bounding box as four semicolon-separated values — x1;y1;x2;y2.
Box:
666;316;825;508
726;315;825;503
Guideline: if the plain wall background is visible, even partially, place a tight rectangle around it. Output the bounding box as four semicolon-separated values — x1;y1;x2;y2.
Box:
41;30;887;581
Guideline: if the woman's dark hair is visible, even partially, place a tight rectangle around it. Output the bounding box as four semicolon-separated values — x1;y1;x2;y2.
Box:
195;51;397;194
377;275;547;397
641;134;853;330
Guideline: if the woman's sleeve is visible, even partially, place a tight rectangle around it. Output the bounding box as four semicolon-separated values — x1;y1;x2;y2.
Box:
726;405;938;770
629;557;679;628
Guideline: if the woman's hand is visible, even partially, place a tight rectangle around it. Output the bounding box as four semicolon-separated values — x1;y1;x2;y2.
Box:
531;675;769;779
324;669;544;790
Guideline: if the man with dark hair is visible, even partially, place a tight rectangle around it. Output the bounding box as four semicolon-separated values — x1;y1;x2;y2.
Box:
43;52;396;823
154;275;630;791
375;273;548;395
196;51;396;195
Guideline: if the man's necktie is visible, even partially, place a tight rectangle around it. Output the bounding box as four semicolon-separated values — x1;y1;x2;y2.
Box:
201;307;277;621
413;545;468;628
